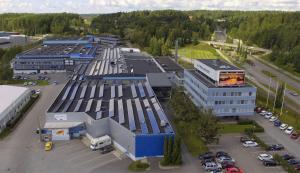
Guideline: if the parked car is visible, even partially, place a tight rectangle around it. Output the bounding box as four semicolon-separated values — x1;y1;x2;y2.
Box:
216;156;235;164
225;167;244;173
201;158;215;164
282;154;294;160
258;153;273;161
44;141;53;151
240;136;254;143
294;164;300;171
274;120;282;127
263;160;278;167
264;113;273;119
100;145;114;154
221;161;235;169
269;116;278;122
23;82;28;86
288;159;300;165
209;171;223;173
259;110;267;116
254;107;264;113
291;132;299;140
242;141;258;147
279;123;288;130
202;162;222;171
216;151;229;158
199;152;214;160
285;126;294;134
35;89;41;94
268;144;284;151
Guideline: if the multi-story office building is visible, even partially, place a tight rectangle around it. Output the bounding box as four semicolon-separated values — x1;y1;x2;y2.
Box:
184;59;256;117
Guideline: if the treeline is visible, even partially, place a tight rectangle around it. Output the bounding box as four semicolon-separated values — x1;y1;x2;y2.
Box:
0;46;22;80
90;10;214;56
194;11;300;73
0;13;84;35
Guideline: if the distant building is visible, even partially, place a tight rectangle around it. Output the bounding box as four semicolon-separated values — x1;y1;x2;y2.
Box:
13;36;98;74
0;85;31;132
184;59;256;117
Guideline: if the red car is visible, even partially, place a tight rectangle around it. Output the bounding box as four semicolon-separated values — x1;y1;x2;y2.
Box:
291;132;299;140
225;167;244;173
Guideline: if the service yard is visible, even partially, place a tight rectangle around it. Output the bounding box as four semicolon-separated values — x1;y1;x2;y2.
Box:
210;134;285;173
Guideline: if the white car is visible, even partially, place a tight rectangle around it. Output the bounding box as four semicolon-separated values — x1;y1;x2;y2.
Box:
242;140;258;147
280;123;288;130
35;89;41;94
269;116;278;122
259;110;267;116
202;162;222;171
265;113;273;119
285;126;294;134
258;153;273;161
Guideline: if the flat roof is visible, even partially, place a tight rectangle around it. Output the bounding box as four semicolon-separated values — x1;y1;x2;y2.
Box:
47;78;173;134
17;44;98;58
197;59;241;71
187;69;252;88
147;73;172;87
85;48;162;76
155;56;184;73
0;85;29;120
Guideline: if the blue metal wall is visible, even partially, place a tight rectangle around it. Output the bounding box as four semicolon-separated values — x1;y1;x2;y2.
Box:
135;134;174;158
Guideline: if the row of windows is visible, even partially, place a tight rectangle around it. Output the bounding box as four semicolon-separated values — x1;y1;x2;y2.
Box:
215;100;255;105
212;91;253;97
17;61;64;65
214;108;253;113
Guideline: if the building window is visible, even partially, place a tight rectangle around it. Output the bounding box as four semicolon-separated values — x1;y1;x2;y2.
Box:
249;92;252;96
238;92;242;96
215;101;218;105
241;100;245;104
230;100;233;104
231;92;234;96
223;92;226;96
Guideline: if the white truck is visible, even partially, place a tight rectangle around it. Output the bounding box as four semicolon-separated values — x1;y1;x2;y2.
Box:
86;133;112;151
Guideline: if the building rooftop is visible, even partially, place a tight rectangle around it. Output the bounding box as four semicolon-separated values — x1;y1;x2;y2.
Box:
197;59;241;71
85;48;161;76
155;56;184;73
0;85;29;120
146;73;172;88
47;78;173;135
17;44;98;58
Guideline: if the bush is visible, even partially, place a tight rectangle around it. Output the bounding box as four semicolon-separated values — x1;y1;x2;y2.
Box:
128;161;150;172
273;154;298;173
240;119;264;133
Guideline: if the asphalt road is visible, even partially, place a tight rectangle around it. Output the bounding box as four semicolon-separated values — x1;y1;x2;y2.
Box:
251;115;300;159
244;55;300;108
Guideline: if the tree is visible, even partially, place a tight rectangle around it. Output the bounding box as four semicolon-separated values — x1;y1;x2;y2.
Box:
275;82;285;108
197;110;219;144
163;137;169;164
171;136;182;165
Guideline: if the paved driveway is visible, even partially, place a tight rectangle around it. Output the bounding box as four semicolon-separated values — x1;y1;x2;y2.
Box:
210;134;285;173
251;115;300;159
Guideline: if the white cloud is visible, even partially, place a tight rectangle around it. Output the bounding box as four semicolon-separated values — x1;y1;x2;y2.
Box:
0;0;299;13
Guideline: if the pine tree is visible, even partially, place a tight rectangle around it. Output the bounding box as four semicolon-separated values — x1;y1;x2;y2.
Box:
167;136;173;164
172;137;182;165
163;137;169;165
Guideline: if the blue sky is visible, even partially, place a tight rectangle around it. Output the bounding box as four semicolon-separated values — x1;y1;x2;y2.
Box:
0;0;299;13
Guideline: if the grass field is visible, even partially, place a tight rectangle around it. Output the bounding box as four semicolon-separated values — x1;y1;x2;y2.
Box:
219;124;254;134
178;43;218;59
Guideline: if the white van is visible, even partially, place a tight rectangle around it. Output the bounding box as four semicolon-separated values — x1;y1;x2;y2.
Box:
86;134;112;150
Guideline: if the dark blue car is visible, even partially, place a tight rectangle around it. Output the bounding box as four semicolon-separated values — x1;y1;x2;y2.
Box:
274;120;282;127
288;159;299;165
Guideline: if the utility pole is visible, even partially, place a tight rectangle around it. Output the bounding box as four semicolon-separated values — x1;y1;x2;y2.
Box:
266;77;272;108
272;81;279;112
280;83;286;116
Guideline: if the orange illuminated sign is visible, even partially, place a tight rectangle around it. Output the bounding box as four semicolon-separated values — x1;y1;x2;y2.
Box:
219;72;245;86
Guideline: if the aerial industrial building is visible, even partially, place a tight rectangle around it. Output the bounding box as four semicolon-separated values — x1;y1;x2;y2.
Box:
42;47;174;160
13;36;99;74
0;85;31;132
184;59;256;116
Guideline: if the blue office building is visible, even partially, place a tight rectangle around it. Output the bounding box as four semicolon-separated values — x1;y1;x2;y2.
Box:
184;59;256;117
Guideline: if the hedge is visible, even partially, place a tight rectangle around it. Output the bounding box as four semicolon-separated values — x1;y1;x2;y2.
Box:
239;119;264;133
273;154;298;173
128;161;150;172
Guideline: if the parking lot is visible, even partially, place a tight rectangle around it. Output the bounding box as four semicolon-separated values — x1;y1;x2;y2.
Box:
210;134;285;173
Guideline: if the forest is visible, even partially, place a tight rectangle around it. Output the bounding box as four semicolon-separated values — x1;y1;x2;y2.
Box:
0;13;84;35
91;10;300;73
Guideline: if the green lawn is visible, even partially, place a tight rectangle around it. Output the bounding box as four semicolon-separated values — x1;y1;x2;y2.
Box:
178;59;194;69
219;124;254;134
178;43;218;59
0;79;49;86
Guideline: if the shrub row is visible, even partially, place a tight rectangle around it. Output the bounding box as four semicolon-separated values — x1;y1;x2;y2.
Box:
239;119;264;133
273;154;298;173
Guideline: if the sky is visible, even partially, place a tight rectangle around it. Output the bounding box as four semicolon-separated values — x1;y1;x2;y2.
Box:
0;0;299;13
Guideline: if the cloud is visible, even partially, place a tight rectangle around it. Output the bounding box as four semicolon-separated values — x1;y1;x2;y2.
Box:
0;0;299;13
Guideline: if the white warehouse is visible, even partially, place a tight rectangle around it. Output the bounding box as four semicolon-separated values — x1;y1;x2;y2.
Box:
0;85;31;132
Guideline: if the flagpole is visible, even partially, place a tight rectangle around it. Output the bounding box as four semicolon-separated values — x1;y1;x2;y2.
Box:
272;81;279;112
280;83;286;116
